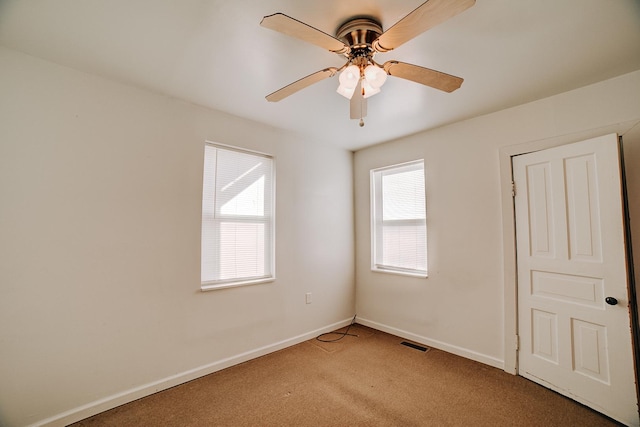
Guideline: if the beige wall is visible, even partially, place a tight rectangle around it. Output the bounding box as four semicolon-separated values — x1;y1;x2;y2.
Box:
0;47;355;427
354;70;640;368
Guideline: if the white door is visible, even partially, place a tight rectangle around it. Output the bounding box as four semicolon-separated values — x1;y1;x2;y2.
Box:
513;133;638;426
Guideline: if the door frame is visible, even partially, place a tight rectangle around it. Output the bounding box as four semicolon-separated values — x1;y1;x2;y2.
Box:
498;124;640;378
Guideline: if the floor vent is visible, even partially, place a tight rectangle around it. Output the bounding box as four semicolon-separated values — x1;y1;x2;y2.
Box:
400;341;430;352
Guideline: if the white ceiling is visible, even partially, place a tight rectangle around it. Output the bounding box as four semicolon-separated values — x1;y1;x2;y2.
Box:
1;0;639;151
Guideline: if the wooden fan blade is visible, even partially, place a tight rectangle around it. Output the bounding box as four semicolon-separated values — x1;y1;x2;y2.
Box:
350;80;367;120
266;67;338;102
383;61;463;93
261;13;348;54
373;0;475;52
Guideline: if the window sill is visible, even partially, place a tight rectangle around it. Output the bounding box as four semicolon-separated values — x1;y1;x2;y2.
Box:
371;268;428;279
200;277;275;292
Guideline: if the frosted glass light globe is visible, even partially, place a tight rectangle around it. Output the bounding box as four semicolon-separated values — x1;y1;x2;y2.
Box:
337;64;361;99
364;64;387;89
339;65;360;89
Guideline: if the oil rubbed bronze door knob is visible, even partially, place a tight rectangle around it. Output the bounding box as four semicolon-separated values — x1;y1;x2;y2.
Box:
605;297;618;306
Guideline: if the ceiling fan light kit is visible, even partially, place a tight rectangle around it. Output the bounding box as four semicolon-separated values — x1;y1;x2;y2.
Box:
261;0;475;125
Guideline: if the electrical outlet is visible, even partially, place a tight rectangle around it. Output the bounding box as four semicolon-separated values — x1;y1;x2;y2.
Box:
305;292;312;304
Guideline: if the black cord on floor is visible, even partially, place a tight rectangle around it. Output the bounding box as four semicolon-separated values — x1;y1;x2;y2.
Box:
316;314;358;342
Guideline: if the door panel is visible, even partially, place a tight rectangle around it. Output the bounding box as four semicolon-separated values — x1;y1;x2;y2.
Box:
565;153;602;261
527;161;555;257
514;133;638;426
531;309;558;362
531;271;603;306
572;318;609;383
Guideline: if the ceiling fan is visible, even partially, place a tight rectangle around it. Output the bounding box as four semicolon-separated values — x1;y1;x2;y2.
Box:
261;0;475;126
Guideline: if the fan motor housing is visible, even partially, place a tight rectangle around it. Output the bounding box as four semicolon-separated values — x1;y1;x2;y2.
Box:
336;18;383;50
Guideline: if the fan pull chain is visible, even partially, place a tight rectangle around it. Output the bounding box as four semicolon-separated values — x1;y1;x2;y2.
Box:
359;84;365;127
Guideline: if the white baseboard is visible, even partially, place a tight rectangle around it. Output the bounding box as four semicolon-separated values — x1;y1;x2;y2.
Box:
32;317;354;427
356;316;505;370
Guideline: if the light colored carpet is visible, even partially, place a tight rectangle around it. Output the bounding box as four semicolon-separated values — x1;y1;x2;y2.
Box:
71;324;619;426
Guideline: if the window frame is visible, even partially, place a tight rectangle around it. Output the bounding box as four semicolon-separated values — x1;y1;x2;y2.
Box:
200;142;275;291
370;160;428;278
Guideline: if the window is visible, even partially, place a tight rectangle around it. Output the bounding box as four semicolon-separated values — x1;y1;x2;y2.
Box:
371;160;427;277
201;143;274;290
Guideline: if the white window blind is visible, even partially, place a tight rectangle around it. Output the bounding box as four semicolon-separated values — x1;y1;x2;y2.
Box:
371;160;427;277
201;144;274;289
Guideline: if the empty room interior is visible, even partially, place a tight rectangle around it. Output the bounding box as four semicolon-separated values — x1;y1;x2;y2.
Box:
1;1;640;426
